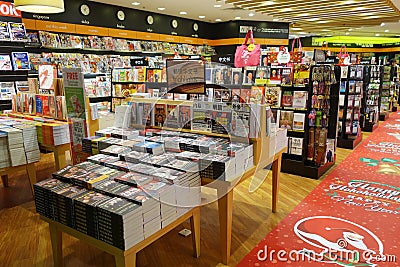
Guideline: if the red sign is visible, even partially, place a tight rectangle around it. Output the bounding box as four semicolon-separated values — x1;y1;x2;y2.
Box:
0;2;21;18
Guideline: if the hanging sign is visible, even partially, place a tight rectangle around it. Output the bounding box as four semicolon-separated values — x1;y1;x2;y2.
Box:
0;2;21;18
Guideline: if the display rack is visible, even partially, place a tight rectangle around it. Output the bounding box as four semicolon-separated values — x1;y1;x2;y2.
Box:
380;65;391;121
281;64;339;179
337;65;364;149
362;65;381;132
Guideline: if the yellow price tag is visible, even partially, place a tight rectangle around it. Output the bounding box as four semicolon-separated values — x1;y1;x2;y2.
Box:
247;44;255;52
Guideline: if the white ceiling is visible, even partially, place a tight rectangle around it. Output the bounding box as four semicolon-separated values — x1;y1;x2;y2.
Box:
92;0;400;37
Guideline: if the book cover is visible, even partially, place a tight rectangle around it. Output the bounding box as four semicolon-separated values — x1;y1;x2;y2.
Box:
240;88;251;103
178;105;192;129
292;91;308;109
49;96;56;118
231;68;243;85
340;81;347;93
281;67;292;85
142;103;154;126
0;54;12;71
243;67;257;85
250;86;264;104
255;66;270;85
279;110;293;130
165;104;179;128
348;80;355;93
281;91;293;107
212;110;231;134
0;22;10;41
35;95;43;115
8;22;26;42
154;104;167;127
192;108;212;133
292;113;305;131
11;52;30;70
289;137;303;155
325;139;335;163
42;95;50;117
265;87;281;107
205;68;213;84
231;89;241;103
56;96;65;120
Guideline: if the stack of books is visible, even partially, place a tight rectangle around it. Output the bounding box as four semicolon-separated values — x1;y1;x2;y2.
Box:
0;127;27;166
14;124;41;163
0;131;10;168
42;122;70;146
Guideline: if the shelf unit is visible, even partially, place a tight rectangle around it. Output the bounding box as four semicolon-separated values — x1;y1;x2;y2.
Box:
337;65;364;149
362;65;381;132
380;65;391;121
280;64;339;179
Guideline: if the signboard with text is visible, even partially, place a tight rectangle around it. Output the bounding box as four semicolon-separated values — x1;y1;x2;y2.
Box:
166;59;205;94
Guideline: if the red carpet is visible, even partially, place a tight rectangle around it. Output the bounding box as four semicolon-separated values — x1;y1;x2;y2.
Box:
237;112;400;267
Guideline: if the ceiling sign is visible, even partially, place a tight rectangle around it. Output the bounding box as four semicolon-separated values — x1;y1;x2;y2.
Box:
0;2;21;18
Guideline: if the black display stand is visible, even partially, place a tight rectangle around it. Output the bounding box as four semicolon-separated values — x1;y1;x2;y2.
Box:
379;65;391;121
281;65;339;179
362;65;381;132
336;65;364;149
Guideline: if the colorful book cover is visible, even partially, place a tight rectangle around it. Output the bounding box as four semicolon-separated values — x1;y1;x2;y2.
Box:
292;113;305;131
240;88;251;103
154;104;167;127
8;22;26;42
56;96;65;120
255;66;270;85
250;86;264;104
231;89;241;103
0;22;10;41
281;91;293;107
292;91;308;109
11;52;30;70
49;96;56;118
36;95;43;115
178;105;192;129
42;95;50;117
265;87;281;107
142;103;154;126
279;110;294;130
166;104;179;128
0;54;12;71
231;68;243;85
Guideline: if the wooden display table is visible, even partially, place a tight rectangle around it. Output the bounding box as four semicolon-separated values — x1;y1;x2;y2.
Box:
40;143;71;171
0;163;37;194
42;206;200;267
202;146;286;265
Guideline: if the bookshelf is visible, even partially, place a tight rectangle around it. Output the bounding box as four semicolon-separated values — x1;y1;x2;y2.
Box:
362;65;381;132
380;65;391;121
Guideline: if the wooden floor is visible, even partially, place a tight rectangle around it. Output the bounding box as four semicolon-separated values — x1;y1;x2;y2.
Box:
0;134;368;267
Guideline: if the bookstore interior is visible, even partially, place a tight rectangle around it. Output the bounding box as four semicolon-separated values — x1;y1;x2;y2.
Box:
1;0;400;266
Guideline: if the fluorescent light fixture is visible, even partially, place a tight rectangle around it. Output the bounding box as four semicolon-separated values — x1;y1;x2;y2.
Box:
214;4;222;8
348;28;353;31
215;18;222;22
249;13;255;16
14;0;64;13
199;15;205;19
353;7;365;10
179;11;187;15
321;29;331;32
292;27;302;30
281;7;292;12
157;7;166;11
298;32;307;34
273;18;280;21
385;29;389;32
317;21;329;24
380;22;385;26
234;16;241;20
131;2;140;5
369;16;379;19
345;32;350;35
375;33;380;36
307;18;319;21
341;0;356;4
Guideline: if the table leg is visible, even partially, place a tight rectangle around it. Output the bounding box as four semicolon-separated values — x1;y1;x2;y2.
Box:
218;189;233;265
190;207;201;258
53;146;67;171
1;174;8;187
26;163;36;194
115;252;136;267
271;154;282;213
49;222;63;267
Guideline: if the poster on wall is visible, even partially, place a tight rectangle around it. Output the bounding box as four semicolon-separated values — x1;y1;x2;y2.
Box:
166;59;205;94
62;67;89;164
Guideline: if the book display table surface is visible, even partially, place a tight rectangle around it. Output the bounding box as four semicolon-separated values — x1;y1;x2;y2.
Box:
42;206;200;267
202;146;286;265
0;163;37;193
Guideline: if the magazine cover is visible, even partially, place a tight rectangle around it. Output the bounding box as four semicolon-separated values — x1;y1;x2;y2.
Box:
154;104;167;127
240;88;251;103
243;67;257;85
281;91;293;107
8;23;27;42
11;52;30;70
265;87;281;107
250;86;264;104
0;54;12;71
165;104;179;128
292;113;305;131
292;91;308;109
279;110;294;130
178;105;192;129
231;68;243;85
255;66;270;85
0;22;10;41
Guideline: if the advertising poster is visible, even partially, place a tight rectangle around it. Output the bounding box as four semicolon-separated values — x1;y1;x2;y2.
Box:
62;67;89;164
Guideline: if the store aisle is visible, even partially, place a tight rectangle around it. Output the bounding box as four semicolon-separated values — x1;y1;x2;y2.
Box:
237;113;400;266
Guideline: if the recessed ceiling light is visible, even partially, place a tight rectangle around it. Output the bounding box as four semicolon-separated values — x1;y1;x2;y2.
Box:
157;7;165;11
307;18;319;21
214;4;222;8
345;32;350;35
370;16;379;19
380;22;385;27
348;28;353;31
131;2;140;5
179;11;187;15
341;0;356;4
215;18;222;22
199;15;205;19
298;32;307;34
234;16;241;20
385;29;389;32
249;13;255;17
375;33;380;36
353;7;365;10
273;18;279;21
321;29;331;32
281;8;292;12
292;27;302;30
297;13;309;17
317;21;329;24
361;13;373;16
